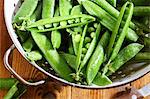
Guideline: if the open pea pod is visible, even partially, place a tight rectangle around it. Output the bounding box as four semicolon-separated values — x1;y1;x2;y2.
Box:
79;23;101;71
102;2;134;75
81;0;138;42
27;14;95;32
108;43;144;73
30;29;73;82
68;5;83;55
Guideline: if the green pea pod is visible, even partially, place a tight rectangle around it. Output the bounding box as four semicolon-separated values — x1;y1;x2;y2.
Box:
109;43;144;73
81;0;138;42
133;6;150;16
99;31;110;49
42;0;55;19
28;3;42;25
93;73;112;86
59;0;72;26
86;41;104;85
51;6;61;49
27;14;95;32
26;50;42;61
135;52;150;61
118;0;150;6
76;25;88;71
106;0;116;7
51;31;61;49
16;3;42;43
103;2;134;75
30;29;73;82
70;5;82;55
0;78;17;90
4;82;19;99
79;23;101;71
108;2;134;61
60;53;77;69
91;0;136;30
13;0;39;23
22;37;34;52
4;81;27;99
108;2;133;60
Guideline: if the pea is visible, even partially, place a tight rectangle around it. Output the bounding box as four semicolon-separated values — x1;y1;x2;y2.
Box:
85;43;91;49
82;48;87;54
90;32;95;38
75;34;81;43
87;27;95;33
84;37;91;43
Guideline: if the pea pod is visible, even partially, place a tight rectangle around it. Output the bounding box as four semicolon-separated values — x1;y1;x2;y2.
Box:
108;43;144;73
76;25;88;71
93;73;112;86
69;5;82;55
86;40;104;85
28;3;42;25
51;6;61;49
106;0;116;7
51;31;61;49
13;0;39;23
0;78;17;89
79;23;101;71
133;6;150;16
30;29;73;82
61;53;77;69
42;0;55;19
4;81;27;99
135;52;150;61
27;14;95;32
81;0;138;42
17;3;42;44
99;31;110;49
103;2;134;75
59;0;72;26
108;2;134;61
90;0;136;30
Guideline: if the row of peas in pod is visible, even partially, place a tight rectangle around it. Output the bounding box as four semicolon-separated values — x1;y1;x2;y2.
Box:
13;0;150;86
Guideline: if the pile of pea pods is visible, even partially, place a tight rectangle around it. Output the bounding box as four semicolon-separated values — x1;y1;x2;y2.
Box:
13;0;150;86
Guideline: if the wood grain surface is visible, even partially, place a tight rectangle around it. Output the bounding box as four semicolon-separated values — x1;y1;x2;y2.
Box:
0;0;150;98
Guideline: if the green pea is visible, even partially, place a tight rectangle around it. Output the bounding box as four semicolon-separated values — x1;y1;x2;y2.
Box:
93;23;98;28
45;24;52;28
75;18;80;23
85;43;91;49
68;19;75;24
38;26;44;30
81;54;85;59
82;48;87;54
87;27;95;33
84;37;91;43
75;34;81;43
90;32;95;38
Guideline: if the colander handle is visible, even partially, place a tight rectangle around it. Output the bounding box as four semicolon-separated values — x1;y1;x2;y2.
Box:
3;44;45;86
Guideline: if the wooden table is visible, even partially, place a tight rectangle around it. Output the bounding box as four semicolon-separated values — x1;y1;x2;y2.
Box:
0;0;150;98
